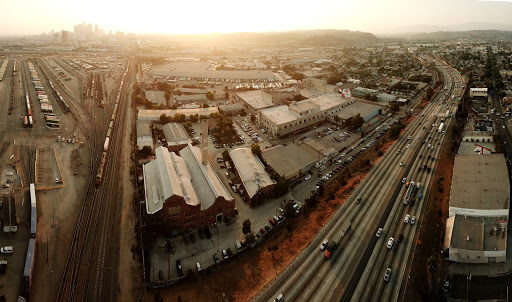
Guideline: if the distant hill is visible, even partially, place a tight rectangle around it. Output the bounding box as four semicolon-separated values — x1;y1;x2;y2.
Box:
161;29;378;46
402;30;512;41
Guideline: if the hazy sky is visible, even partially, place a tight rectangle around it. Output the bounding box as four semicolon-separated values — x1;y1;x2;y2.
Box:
1;0;512;35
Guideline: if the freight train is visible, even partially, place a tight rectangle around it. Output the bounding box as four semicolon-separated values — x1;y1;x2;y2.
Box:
95;64;129;185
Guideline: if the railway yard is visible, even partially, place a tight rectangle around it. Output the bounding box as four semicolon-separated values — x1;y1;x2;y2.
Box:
0;53;136;301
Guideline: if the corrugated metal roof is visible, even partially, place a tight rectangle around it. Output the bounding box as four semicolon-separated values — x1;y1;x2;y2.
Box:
229;148;276;198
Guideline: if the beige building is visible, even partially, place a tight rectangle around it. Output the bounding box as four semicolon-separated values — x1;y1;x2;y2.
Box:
258;94;350;138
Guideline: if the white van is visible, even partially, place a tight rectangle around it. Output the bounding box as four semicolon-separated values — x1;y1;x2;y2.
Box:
387;238;394;249
274;293;284;302
1;246;13;254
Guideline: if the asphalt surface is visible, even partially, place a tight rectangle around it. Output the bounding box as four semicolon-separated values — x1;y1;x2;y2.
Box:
255;54;465;302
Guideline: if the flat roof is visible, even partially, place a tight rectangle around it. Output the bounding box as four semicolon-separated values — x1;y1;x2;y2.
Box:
447;215;507;251
175;94;207;102
138;108;219;121
235;90;273;110
163;122;191;145
471;88;488;92
450;154;509;210
259;94;345;126
137;121;151;137
229;148;275;198
334;99;383;121
143;145;232;214
301;137;337;158
262;144;317;178
457;141;495;155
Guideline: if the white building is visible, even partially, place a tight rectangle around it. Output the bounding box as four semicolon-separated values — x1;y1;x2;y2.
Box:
470;88;488;98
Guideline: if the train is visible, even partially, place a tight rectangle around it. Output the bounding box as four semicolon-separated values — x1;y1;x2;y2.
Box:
25;94;33;127
95;64;129;185
22;183;38;298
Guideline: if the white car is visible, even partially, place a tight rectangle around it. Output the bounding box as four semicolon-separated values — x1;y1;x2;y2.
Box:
404;214;411;224
305;175;311;181
384;268;392;282
399;161;404;167
411;216;416;225
376;228;383;238
6;172;13;176
196;262;202;271
407;136;411;140
402;177;407;184
387;237;394;249
320;239;329;250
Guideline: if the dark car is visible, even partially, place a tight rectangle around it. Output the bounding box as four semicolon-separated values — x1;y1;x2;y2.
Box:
419;154;423;159
427;167;431;173
398;234;404;243
198;228;205;239
409;198;416;206
417;167;422;172
265;225;271;232
176;259;184;277
214;253;220;263
260;228;266;235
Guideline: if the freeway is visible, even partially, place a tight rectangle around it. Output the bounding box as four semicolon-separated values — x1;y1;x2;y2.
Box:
255;56;465;302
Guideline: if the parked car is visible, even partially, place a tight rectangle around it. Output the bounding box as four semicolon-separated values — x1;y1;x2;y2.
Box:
222;249;228;259
214;253;219;263
196;262;202;272
260;228;265;235
269;218;276;226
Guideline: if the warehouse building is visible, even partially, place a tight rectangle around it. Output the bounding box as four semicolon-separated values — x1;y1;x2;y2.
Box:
444;154;510;263
228;148;276;206
470;88;488;98
143;145;235;234
219;104;245;116
234;90;275;115
298;138;337;166
163;122;191;151
138;107;218;121
262;144;317;180
258;94;350;138
174;94;207;105
330;99;384;125
136;121;153;150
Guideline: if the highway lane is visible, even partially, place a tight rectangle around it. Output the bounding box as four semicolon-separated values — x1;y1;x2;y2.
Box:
256;56;460;302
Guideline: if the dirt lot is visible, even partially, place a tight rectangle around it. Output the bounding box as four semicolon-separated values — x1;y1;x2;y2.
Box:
117;86;140;302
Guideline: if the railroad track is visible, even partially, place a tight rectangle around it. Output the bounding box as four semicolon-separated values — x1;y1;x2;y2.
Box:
55;57;133;302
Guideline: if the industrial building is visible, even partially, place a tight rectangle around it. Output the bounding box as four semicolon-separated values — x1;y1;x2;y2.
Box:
138;107;219;121
262;144;317;180
330;99;384;124
228;148;276;206
298;138;337;166
462;118;495;143
258;94;350;138
143;145;235;234
351;87;397;104
218;104;245;116
162;122;191;151
444;154;510;263
470;88;488;98
234;90;275;115
136;121;153;150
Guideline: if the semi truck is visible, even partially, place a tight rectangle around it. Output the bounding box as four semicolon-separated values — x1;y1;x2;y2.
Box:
324;221;352;259
438;123;445;134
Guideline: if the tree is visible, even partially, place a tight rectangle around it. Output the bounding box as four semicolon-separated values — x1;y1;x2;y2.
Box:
390;102;400;113
390;125;402;139
206;91;214;100
139;146;153;158
350;114;364;131
370;94;378;102
251;144;262;161
283;201;296;219
245;233;256;245
159;114;172;124
242;219;251;234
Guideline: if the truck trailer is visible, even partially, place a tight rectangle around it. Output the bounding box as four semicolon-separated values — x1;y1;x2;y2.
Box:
324;221;352;259
438;123;445;134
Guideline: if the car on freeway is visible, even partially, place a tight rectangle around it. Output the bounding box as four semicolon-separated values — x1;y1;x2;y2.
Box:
398;234;404;243
402;177;407;184
404;214;411;224
376;228;383;238
356;197;362;204
384;268;392;281
407;136;411;140
274;293;284;302
387;238;394;249
397;150;401;154
411;216;416;225
320;239;329;250
399;161;404;167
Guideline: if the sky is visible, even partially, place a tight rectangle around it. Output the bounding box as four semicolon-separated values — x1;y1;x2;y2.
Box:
1;0;512;35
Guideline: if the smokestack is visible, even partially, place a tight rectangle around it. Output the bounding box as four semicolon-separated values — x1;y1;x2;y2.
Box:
201;119;208;166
